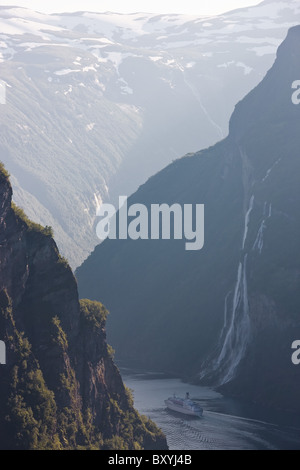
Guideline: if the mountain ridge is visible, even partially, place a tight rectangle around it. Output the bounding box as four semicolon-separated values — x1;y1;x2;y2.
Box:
1;0;300;266
77;25;300;411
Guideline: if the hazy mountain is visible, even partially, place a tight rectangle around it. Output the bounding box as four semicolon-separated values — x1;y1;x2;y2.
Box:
0;165;166;450
77;25;300;412
1;0;300;266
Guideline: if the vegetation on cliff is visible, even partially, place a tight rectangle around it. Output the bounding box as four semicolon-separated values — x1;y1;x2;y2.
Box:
0;165;166;450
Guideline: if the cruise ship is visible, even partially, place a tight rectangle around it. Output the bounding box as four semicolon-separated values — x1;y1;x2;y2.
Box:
165;393;203;418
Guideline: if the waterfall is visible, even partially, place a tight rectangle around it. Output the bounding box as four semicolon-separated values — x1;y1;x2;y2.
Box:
199;194;276;384
213;196;254;384
262;158;281;183
203;254;251;385
199;196;254;385
242;195;254;250
199;146;276;385
252;220;266;254
219;291;232;338
252;202;272;254
219;255;250;384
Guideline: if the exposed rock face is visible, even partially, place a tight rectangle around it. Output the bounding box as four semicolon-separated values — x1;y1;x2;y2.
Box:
0;167;167;450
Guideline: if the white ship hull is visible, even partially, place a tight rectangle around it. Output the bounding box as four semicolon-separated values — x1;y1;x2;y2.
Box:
164;399;203;417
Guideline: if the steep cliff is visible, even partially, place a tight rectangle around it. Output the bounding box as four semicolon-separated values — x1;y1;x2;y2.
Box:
77;26;300;412
0;165;166;450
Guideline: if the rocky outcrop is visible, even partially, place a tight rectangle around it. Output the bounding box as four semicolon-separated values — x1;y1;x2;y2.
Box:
0;166;167;450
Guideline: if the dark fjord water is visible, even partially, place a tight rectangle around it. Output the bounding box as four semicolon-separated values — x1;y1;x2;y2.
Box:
120;367;300;450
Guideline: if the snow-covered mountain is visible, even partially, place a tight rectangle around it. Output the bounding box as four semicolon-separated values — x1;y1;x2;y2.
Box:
0;0;300;266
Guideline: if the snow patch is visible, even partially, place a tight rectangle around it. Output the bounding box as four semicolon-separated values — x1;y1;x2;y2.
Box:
86;123;95;132
118;78;133;95
149;56;163;62
82;65;97;72
248;45;277;56
105;52;138;72
236;62;253;75
218;61;235;69
54;68;80;76
64;85;72;95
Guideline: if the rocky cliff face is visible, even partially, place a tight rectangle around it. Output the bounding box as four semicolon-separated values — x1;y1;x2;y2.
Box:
0;166;167;450
77;26;300;412
214;25;300;410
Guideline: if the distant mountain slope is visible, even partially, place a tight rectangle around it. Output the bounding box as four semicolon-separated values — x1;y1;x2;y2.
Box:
0;165;166;450
77;25;300;412
1;1;300;266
